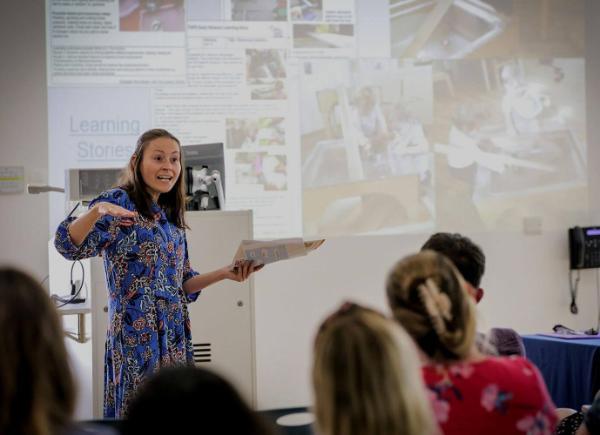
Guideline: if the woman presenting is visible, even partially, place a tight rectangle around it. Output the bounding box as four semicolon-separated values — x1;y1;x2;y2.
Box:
55;129;261;418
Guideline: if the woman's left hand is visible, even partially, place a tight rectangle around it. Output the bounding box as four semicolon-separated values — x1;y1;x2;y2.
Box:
223;260;264;282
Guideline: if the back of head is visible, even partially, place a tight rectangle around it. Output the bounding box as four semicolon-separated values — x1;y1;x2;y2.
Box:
122;365;273;435
312;302;437;435
583;390;600;435
0;266;75;435
386;251;477;363
421;232;485;288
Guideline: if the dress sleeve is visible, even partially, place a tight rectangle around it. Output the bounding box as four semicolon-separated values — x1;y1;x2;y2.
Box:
54;189;128;261
182;233;200;303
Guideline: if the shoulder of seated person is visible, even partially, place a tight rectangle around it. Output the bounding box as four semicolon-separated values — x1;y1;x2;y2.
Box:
481;355;536;373
484;353;526;363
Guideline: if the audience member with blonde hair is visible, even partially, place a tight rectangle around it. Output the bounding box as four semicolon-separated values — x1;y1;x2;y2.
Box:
313;301;438;435
386;252;557;434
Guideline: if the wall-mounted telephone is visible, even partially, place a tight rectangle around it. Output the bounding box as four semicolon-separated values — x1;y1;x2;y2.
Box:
569;226;600;270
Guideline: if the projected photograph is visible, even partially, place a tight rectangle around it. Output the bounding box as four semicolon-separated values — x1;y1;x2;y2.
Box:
246;49;287;100
293;24;354;49
226;117;286;149
246;49;287;83
430;58;587;230
119;0;185;32
290;0;323;21
511;0;585;57
234;152;288;191
299;59;435;237
390;0;584;59
232;0;288;21
249;80;287;100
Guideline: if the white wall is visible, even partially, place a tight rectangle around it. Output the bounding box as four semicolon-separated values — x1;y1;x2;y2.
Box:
0;0;49;280
252;0;600;410
2;0;600;415
253;229;600;409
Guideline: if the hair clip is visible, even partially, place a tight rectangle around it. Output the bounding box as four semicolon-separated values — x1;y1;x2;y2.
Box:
418;278;453;336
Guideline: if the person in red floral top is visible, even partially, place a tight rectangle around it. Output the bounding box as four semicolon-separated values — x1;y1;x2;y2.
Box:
386;251;557;434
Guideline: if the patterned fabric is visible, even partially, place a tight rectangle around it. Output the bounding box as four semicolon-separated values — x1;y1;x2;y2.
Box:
423;356;557;435
55;188;199;418
555;411;584;435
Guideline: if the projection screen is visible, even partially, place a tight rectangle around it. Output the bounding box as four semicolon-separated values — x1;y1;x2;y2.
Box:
46;0;588;238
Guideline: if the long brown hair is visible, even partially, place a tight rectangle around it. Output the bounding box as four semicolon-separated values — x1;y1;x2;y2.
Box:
119;128;188;228
0;266;76;435
313;302;438;435
386;251;477;363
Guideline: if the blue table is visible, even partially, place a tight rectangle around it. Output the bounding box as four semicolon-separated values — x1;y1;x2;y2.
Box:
523;335;600;410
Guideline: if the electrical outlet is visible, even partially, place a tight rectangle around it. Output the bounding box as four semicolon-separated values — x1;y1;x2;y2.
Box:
72;280;83;295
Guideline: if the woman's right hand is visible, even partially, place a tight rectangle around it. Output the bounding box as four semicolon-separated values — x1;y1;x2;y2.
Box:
68;202;137;246
93;203;137;226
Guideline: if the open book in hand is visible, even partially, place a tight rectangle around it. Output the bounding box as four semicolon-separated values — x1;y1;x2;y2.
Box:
231;238;325;270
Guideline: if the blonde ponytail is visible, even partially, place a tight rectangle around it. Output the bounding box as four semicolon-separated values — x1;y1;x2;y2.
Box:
386;251;477;363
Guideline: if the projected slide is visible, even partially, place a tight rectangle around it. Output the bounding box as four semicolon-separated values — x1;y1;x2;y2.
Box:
46;0;587;238
298;59;435;236
431;57;586;231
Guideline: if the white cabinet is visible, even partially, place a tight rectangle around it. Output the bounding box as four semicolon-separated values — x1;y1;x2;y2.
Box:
185;210;256;406
90;210;255;417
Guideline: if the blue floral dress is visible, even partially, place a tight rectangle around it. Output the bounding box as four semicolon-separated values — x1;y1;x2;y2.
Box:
54;188;199;418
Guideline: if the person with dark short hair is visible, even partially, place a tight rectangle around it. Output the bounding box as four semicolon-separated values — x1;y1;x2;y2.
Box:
421;232;525;357
421;232;485;301
121;366;275;435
